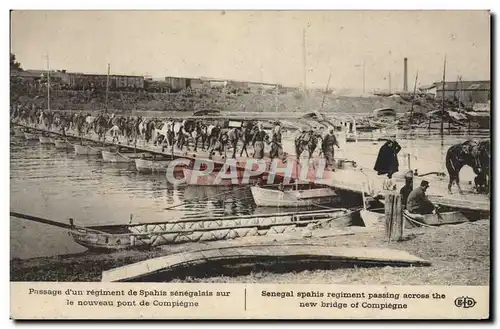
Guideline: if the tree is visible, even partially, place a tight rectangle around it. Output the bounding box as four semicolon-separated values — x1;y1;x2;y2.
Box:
10;53;22;71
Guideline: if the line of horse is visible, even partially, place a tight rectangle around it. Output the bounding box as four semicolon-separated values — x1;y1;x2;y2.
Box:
12;107;336;161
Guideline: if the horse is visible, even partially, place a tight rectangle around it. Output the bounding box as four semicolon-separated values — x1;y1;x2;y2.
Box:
240;121;258;157
295;130;321;159
445;139;490;194
192;122;208;151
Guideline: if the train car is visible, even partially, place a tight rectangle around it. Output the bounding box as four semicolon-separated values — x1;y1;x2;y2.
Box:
165;76;189;92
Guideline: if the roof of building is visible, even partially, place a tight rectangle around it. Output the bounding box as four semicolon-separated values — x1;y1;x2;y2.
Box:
434;80;490;91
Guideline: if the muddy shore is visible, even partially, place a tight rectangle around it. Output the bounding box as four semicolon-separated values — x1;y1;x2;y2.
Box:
10;220;490;285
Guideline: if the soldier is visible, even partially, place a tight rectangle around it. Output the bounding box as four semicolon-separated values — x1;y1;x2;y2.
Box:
251;123;268;159
269;124;283;159
321;128;340;167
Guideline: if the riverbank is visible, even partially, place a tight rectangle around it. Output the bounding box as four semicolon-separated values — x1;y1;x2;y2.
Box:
10;220;490;285
13;88;415;114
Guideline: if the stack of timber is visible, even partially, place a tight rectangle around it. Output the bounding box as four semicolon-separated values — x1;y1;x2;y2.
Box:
101;243;431;282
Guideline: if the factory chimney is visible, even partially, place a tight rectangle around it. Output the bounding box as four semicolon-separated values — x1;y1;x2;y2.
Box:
403;57;408;91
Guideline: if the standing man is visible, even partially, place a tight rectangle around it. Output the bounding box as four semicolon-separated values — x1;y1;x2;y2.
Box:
321;127;340;168
406;180;436;215
252;123;268;159
269;124;283;159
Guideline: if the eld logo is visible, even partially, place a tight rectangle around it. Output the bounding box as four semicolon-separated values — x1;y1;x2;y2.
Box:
454;296;477;309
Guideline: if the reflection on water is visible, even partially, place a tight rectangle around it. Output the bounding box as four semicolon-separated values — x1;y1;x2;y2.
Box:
9;128;489;259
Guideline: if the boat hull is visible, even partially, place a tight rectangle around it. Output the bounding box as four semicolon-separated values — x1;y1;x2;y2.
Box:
135;158;171;173
24;132;38;140
403;210;469;228
74;144;102;156
14;130;25;138
54;139;73;149
182;168;268;186
250;186;339;207
39;136;54;144
69;208;350;250
102;150;147;163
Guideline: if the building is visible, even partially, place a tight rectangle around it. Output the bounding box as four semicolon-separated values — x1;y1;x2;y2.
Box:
421;80;490;105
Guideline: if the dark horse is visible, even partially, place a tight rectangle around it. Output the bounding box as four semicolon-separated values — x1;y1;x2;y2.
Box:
295;130;321;159
445;139;490;194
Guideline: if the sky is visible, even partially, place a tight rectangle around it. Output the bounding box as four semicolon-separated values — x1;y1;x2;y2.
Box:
10;10;490;92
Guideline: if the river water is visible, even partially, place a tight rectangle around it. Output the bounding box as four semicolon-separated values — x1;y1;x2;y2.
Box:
10;128;489;260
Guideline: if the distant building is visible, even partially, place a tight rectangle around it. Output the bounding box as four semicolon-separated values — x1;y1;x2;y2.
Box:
421;80;490;104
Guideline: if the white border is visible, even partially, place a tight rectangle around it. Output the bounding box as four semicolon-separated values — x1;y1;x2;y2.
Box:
2;1;498;327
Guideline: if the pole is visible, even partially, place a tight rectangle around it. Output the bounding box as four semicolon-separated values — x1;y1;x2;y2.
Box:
275;84;279;112
105;63;110;113
409;70;419;124
362;59;366;94
321;71;332;109
388;71;392;93
302;28;307;92
46;54;50;111
440;55;446;135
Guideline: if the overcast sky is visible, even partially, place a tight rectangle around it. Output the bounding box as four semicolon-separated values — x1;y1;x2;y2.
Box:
10;10;490;91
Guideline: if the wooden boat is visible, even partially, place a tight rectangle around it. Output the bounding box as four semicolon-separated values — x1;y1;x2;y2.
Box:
403;210;469;227
68;208;350;251
250;185;339;207
13;129;25;138
74;144;102;156
53;139;74;149
101;150;148;163
182;168;270;186
24;132;38;140
39;136;54;144
135;157;171;173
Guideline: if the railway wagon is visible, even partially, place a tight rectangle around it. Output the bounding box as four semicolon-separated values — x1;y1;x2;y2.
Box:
67;73;144;91
165;76;190;92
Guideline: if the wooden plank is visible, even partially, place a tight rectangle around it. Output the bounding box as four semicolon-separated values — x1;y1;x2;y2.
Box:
101;244;431;282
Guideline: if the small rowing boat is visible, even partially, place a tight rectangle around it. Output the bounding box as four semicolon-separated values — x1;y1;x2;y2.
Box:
403;210;469;227
39;136;54;144
250;185;339;207
135;157;171;173
74;144;103;156
24;132;38;140
53;139;74;149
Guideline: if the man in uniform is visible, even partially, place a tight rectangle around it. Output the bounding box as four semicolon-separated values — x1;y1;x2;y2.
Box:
252;123;268;159
269;124;283;159
407;180;436;215
321;128;339;168
400;171;414;209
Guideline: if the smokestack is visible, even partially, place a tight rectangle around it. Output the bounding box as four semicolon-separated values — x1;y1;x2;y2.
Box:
403;58;408;91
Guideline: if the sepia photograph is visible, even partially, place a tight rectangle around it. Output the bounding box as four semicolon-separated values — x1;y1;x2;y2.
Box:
8;8;491;319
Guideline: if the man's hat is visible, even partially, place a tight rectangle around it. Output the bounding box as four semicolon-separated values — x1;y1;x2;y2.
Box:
405;171;414;178
420;180;430;188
